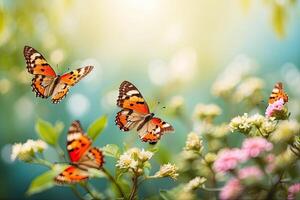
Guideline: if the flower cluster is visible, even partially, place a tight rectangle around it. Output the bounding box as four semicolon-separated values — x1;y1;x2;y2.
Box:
230;113;277;137
288;183;300;200
184;132;203;153
265;98;289;119
193;103;222;121
116;148;153;173
233;77;264;103
183;176;207;191
11;139;48;162
154;163;179;180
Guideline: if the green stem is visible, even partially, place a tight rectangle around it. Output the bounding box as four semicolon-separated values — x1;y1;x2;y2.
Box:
102;168;125;199
70;186;85;200
81;183;101;200
31;158;53;168
129;171;139;200
202;187;222;192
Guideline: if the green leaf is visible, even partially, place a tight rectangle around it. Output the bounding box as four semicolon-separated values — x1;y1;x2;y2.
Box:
159;190;174;200
87;115;108;140
35;119;64;146
88;168;106;178
102;144;120;158
26;170;56;196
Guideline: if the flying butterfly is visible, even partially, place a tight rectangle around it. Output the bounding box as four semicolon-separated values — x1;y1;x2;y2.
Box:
55;120;104;184
23;46;93;103
115;81;174;144
268;82;288;105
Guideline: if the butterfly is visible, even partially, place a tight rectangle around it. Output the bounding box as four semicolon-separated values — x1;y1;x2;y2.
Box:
55;120;104;184
23;46;94;104
268;82;288;105
115;81;174;144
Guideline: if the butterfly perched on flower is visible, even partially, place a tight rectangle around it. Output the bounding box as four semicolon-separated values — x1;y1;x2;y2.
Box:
265;82;289;118
23;46;94;104
115;81;174;144
268;82;288;105
55;120;104;184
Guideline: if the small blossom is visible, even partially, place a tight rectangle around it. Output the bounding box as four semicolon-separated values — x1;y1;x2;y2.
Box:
183;176;207;191
242;137;273;158
220;178;244;200
213;124;230;138
238;166;263;180
248;114;265;127
203;152;217;164
260;117;277;135
194;103;222;121
288;183;300;200
213;148;247;173
154;163;179;180
234;77;264;103
229;113;252;133
184;132;203;152
169;96;185;112
270;120;300;143
265;98;286;118
11;139;47;162
138;149;154;162
116;153;137;170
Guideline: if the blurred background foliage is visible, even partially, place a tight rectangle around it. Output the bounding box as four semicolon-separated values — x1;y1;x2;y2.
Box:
0;0;300;199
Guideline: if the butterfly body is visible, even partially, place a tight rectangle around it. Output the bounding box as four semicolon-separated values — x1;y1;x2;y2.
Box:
24;46;93;103
268;82;288;105
115;81;174;144
55;121;104;184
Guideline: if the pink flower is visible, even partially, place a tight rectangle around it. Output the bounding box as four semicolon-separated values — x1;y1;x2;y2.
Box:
238;166;263;180
288;183;300;200
213;148;247;173
242;137;273;158
220;178;244;200
265;98;284;117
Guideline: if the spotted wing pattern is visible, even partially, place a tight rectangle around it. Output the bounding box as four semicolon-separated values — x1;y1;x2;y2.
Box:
268;82;288;104
55;121;104;184
138;117;174;144
115;109;144;131
117;81;150;114
51;66;94;104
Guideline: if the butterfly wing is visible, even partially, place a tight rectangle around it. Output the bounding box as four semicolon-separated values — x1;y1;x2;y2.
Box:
78;147;104;169
23;46;56;76
138;117;174;144
24;46;57;98
115;109;145;131
67;120;92;163
268;82;288;104
51;66;94;103
117;81;150;114
54;166;89;184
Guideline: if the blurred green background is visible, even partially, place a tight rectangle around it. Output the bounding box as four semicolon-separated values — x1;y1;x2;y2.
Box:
0;0;300;199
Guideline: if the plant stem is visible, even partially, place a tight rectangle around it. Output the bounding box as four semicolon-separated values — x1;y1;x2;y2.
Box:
266;171;284;199
102;167;125;199
31;158;53;168
81;183;101;200
70;186;85;200
129;172;139;200
202;187;222;192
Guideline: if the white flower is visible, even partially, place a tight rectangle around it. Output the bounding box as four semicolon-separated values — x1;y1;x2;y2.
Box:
116;148;154;171
116;153;137;170
229;113;252;133
183;176;207;191
248;113;265;127
11;139;47;161
261;117;277;134
154;163;179;180
194;103;222;120
234;77;264;102
184;132;203;152
138;149;153;162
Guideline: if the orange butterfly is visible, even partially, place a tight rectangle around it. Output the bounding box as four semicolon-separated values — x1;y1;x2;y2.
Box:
268;82;288;105
23;46;93;104
55;120;104;184
115;81;174;144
